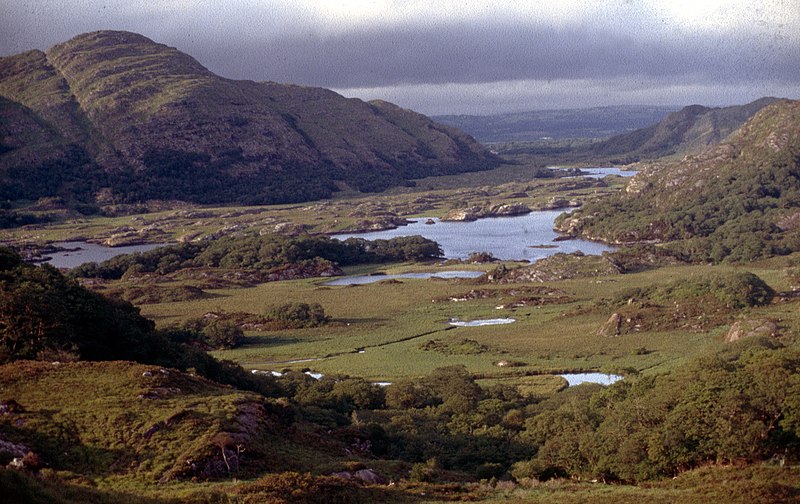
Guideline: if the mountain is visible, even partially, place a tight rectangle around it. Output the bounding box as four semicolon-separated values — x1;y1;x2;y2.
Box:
556;99;800;263
433;105;677;143
0;31;499;208
586;97;781;163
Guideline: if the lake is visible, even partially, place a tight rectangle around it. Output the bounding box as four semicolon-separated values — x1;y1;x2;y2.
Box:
44;181;619;268
332;211;613;261
550;166;637;179
44;241;168;269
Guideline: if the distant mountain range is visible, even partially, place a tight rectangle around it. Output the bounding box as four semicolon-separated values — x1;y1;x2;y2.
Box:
0;31;499;208
433;106;678;143
484;98;782;165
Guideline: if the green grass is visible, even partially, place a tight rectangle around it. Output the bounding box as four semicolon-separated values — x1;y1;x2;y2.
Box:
127;258;793;383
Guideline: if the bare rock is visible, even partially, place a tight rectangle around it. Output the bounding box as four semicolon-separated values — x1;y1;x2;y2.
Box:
724;318;779;343
0;434;31;459
488;203;531;216
441;207;481;222
354;468;387;484
598;313;623;337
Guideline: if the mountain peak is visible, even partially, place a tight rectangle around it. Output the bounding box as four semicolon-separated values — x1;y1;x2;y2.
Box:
0;31;499;207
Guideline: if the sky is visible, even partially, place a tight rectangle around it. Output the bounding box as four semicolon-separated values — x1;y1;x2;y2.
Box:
1;0;799;115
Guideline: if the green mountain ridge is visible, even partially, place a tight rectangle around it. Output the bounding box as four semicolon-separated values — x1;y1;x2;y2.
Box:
557;99;800;262
586;97;781;162
0;31;499;207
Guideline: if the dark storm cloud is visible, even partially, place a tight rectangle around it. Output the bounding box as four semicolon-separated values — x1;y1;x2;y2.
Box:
0;1;798;113
192;21;800;89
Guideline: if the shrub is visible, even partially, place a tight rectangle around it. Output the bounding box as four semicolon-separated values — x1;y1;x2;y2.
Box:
611;271;774;309
265;302;329;328
202;319;245;349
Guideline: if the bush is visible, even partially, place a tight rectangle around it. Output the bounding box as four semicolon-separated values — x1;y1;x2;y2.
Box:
612;271;774;309
265;302;329;328
202;319;244;349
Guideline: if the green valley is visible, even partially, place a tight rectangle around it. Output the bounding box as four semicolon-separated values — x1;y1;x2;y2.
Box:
1;28;799;504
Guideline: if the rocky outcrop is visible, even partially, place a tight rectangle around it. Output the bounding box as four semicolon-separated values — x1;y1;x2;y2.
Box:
486;252;622;283
540;196;580;210
724;319;779;343
597;313;623;337
441;203;531;222
331;468;388;485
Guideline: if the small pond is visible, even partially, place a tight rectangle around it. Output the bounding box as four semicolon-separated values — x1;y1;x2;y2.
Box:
324;270;484;286
449;318;516;327
559;372;623;387
44;241;169;269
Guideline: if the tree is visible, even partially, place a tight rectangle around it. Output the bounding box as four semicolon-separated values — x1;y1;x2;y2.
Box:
202;319;244;349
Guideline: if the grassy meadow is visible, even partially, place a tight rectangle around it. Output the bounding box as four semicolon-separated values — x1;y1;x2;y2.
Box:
127;257;798;385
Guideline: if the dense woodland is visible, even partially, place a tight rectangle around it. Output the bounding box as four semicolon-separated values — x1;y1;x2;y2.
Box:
70;234;444;279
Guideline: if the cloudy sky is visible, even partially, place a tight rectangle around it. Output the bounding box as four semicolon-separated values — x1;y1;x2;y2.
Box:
1;1;798;114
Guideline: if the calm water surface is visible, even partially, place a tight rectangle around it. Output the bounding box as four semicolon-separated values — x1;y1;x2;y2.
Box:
560;373;623;386
449;318;516;327
46;241;168;269
333;211;613;261
46;177;621;268
550;166;638;179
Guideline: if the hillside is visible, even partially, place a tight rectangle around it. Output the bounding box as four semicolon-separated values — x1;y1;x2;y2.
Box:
556;99;800;262
433;105;676;143
0;31;499;208
586;97;780;162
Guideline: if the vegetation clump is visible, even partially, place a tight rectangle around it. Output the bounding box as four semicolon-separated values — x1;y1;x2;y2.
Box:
419;338;490;355
611;271;774;309
594;271;775;335
264;302;330;329
70;234;443;280
0;247;272;393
